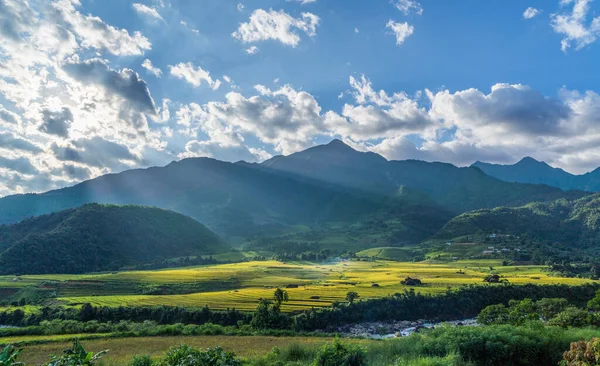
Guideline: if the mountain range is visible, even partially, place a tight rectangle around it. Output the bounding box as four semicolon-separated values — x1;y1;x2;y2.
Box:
0;140;586;242
472;158;600;192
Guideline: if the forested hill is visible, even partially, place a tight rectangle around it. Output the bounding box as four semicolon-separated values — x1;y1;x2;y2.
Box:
0;204;224;275
435;194;600;252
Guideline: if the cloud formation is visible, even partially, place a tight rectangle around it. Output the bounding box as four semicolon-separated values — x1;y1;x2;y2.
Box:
523;7;540;19
386;20;414;45
392;0;423;15
232;9;320;47
132;3;163;22
168;62;221;90
551;0;600;51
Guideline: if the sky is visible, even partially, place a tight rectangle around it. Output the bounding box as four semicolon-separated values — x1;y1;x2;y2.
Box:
1;0;600;196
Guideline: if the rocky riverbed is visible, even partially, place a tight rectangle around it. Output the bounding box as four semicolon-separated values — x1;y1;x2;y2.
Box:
337;318;478;338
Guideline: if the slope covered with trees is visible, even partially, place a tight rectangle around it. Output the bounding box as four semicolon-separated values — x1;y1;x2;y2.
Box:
436;194;600;254
0;204;224;275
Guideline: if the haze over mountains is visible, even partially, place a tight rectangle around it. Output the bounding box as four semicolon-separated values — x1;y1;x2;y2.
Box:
0;140;586;241
472;158;600;192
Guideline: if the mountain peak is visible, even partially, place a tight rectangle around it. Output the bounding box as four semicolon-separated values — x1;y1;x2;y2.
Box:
516;156;543;165
325;138;353;150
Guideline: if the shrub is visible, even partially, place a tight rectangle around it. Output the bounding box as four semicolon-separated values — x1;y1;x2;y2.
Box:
158;345;241;366
548;307;596;328
130;355;154;366
312;338;367;366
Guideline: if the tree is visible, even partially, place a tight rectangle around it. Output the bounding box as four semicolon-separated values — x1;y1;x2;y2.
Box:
273;288;289;307
477;304;509;325
345;291;359;305
588;290;600;311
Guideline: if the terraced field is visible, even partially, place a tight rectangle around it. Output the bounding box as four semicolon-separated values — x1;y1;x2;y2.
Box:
1;260;594;312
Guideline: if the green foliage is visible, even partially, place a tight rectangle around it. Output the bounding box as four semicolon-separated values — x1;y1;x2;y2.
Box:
588;290;600;310
345;291;359;304
478;297;598;328
536;298;570;321
0;204;223;275
273;289;289;307
548;307;598;328
44;340;108;366
506;298;540;326
158;345;240;366
312;338;367;366
0;346;23;366
477;304;509;325
129;355;154;366
251;300;290;330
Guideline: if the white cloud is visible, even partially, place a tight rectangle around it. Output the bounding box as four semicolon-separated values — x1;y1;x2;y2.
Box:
386;20;414;46
523;7;540;19
246;45;259;54
54;0;151;56
290;0;317;4
132;3;163;21
551;0;600;52
232;9;320;47
180;20;199;35
142;59;162;77
354;28;359;33
237;2;245;11
392;0;423;15
168;62;220;90
0;1;168;195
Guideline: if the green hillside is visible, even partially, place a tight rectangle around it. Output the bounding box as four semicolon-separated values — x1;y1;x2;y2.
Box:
435;194;600;255
0;204;224;275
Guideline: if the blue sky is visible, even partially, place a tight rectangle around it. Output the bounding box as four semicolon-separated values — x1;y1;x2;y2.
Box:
1;0;600;195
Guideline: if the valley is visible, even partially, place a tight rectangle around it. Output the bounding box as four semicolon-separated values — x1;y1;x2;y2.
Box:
1;260;593;312
1;141;600;366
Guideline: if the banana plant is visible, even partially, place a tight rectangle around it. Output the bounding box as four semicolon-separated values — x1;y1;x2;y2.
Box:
0;346;24;366
44;340;108;366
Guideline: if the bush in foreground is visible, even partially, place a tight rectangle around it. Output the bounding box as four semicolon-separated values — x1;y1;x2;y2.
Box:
312;337;367;366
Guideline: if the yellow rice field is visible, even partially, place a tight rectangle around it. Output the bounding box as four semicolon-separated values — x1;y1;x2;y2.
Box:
22;259;592;312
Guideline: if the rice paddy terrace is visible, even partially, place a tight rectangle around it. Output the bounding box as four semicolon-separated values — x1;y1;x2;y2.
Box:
0;260;595;312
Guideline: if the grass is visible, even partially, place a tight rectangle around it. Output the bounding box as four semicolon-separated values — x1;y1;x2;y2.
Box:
0;333;113;347
1;260;596;312
16;335;372;366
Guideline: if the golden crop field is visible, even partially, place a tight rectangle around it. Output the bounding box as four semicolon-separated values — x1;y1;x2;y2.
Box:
6;259;585;312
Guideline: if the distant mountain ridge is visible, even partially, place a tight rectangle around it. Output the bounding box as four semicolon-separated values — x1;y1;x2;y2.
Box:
0;140;587;242
472;158;600;192
0;204;224;274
